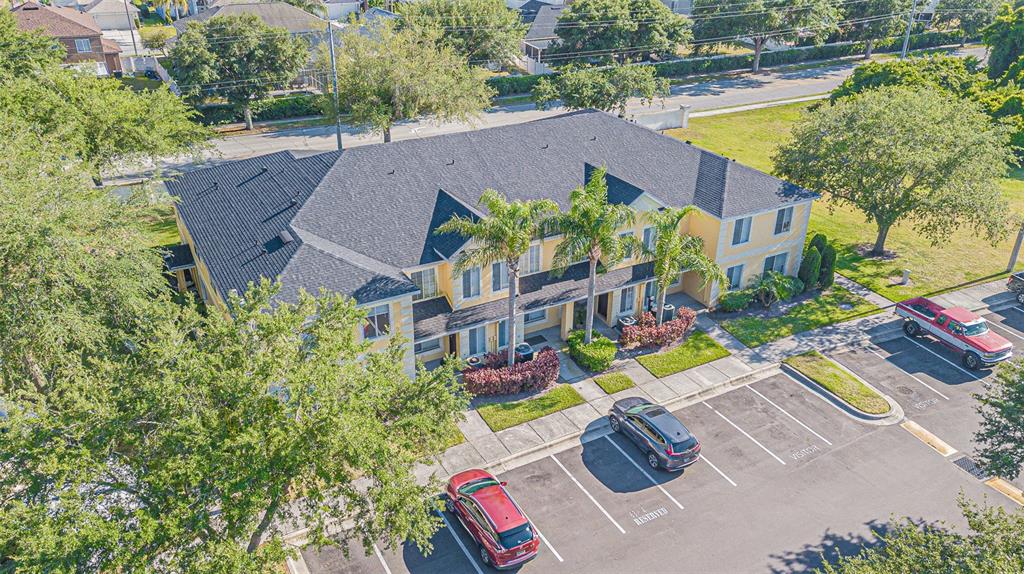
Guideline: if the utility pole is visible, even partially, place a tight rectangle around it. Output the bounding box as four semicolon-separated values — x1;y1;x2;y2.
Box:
1008;221;1024;272
123;0;138;57
323;4;343;151
900;0;918;59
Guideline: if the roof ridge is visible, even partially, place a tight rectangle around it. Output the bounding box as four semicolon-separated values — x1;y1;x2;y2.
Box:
291;227;406;279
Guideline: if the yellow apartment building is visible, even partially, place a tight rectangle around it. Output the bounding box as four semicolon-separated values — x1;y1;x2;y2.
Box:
166;110;816;376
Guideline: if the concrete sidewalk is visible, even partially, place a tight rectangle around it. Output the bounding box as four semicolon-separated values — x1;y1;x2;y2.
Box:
423;277;1016;484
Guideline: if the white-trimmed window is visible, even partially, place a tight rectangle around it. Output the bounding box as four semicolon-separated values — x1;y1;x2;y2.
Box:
725;264;744;290
414;338;441;354
363;304;390;340
619;286;636;314
467;325;486;355
520;244;542;275
642;227;656;251
774;207;794;235
492;261;508;292
462;267;481;299
732;217;752;246
763;252;788;275
524;309;546;324
75;38;92;53
410;268;438;301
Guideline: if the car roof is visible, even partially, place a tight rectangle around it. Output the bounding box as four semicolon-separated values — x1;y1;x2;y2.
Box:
615;396;651;413
941;307;980;323
642;407;693;442
470;485;528;533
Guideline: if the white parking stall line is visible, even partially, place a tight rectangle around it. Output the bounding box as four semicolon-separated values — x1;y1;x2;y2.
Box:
517;510;563;563
603;436;685;511
437;511;486;574
902;336;981;380
372;544;393;574
699;452;737;487
988;321;1024;343
703;402;787;465
865;347;950;401
747;386;832;446
549;455;626;534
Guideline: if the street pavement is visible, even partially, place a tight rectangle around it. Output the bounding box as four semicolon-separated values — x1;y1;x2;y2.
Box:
115;46;985;183
300;326;1022;573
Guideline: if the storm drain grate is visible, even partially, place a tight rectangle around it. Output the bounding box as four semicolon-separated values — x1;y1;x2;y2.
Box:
952;456;989;481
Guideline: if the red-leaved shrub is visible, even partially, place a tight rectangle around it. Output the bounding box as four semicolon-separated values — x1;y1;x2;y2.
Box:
463;347;560;396
620;308;697;349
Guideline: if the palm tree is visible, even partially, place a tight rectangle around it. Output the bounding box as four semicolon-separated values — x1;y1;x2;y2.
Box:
550;166;640;344
436;190;558;367
643;207;728;325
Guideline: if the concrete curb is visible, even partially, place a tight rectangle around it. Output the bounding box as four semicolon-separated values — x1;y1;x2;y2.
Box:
780;363;904;426
483;363;781;476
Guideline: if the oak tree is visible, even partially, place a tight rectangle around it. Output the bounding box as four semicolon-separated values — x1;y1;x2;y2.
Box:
532;64;669;117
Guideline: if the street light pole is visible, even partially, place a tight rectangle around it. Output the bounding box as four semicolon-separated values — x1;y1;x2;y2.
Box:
1008;221;1024;273
900;0;918;59
122;0;138;57
323;5;343;151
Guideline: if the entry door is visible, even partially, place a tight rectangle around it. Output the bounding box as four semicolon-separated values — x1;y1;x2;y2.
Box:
597;293;609;319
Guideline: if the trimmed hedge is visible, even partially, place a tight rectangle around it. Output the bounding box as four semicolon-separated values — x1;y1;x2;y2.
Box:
718;289;754;313
488;32;966;97
620;308;697;348
567;330;617;372
462;347;560;396
487;74;545;96
196;93;326;126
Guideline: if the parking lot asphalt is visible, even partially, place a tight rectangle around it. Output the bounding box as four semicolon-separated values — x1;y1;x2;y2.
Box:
302;311;1024;574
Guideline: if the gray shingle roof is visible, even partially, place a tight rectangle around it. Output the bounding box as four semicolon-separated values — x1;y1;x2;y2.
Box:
172;0;328;35
170;110;813;307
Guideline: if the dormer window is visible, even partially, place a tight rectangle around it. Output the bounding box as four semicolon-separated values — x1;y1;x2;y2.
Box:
410;268;438;301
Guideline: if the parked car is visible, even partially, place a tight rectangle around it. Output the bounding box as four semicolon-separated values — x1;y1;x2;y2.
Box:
445;469;540;569
1006;272;1024;305
608;397;701;471
895;296;1012;369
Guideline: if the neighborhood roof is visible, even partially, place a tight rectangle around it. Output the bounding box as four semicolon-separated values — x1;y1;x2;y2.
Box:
519;0;556;24
172;0;328;35
168;110;814;308
82;0;139;15
523;3;563;50
12;1;102;38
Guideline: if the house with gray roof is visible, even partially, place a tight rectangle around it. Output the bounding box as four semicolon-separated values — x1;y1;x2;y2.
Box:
167;110;816;375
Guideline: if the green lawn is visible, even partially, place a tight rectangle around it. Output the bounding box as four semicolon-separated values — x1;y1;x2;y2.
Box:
636;330;730;378
720;286;880;348
783;350;889;414
442;422;465;449
476;385;585;432
120;76;165;93
665;101;1024;301
593;372;635;395
141;202;180;248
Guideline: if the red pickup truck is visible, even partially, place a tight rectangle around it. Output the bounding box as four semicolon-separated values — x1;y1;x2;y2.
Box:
896;297;1012;369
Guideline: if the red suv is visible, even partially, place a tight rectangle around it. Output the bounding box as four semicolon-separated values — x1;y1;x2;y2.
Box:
445;469;540;569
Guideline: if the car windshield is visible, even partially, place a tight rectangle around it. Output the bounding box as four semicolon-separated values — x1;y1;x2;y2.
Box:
963;321;989;336
498;523;533;549
458;478;499;496
672;437;698;452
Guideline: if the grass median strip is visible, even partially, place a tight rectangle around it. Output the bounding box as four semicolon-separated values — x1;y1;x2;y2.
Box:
636;330;730;378
477;385;585;432
720;286;880;348
594;372;635;395
784;350;889;415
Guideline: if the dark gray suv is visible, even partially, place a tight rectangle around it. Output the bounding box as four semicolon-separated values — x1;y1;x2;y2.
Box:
608;397;701;471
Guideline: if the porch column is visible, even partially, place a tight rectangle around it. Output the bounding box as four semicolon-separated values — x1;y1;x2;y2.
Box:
560;302;574;340
175;270;187;292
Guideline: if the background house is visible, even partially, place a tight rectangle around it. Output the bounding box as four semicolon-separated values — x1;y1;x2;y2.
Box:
171;0;332;38
11;1;122;76
80;0;138;30
519;0;562;74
